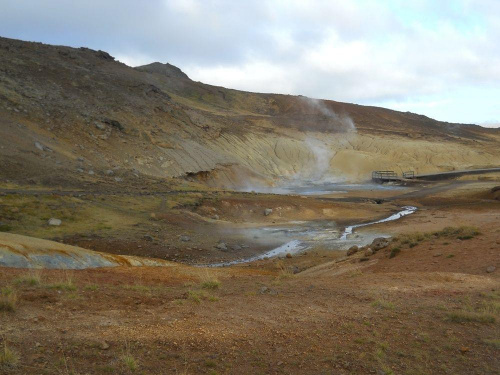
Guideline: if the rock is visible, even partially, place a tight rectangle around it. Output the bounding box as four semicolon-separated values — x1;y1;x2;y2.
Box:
114;177;123;182
48;218;62;226
143;235;154;242
213;214;220;220
231;244;242;251
105;169;114;176
292;265;300;274
364;248;374;256
180;235;191;242
94;122;106;130
216;242;227;251
264;208;273;216
100;341;110;350
88;170;95;175
347;245;359;256
433;253;442;257
259;286;278;295
371;237;390;251
34;141;45;151
486;266;496;273
77;168;84;173
359;257;370;262
286;253;292;258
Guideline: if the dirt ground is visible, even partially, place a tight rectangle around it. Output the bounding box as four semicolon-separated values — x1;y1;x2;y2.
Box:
0;179;499;375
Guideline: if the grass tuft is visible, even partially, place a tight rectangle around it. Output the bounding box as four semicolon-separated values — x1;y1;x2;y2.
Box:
0;342;19;367
371;300;395;310
201;280;220;290
14;269;42;286
0;288;17;312
47;272;77;291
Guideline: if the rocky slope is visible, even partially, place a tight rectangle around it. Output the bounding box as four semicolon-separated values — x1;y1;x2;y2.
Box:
0;36;498;189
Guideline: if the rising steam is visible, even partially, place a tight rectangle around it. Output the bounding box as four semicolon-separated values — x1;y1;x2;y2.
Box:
299;97;357;133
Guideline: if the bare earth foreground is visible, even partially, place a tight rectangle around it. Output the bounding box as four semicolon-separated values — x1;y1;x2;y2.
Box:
1;181;499;375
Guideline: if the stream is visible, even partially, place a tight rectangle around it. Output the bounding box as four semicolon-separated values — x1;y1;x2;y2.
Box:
203;206;417;267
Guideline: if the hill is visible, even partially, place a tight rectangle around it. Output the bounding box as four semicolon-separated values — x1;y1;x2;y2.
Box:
0;36;498;189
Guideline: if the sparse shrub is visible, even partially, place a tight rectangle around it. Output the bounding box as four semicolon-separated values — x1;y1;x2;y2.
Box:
0;288;17;312
445;311;495;324
446;254;455;258
85;284;99;291
201;280;220;290
389;247;401;258
0;342;19;367
187;290;202;303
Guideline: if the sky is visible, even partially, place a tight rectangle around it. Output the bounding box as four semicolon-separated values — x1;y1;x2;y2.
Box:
0;0;499;127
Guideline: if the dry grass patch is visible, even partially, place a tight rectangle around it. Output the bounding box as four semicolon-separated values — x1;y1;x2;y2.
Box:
371;300;395;310
14;269;42;286
0;342;19;368
445;311;495;324
46;271;77;291
0;288;17;312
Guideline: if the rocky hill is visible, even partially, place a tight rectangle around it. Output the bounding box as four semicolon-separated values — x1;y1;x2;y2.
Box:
0;36;498;189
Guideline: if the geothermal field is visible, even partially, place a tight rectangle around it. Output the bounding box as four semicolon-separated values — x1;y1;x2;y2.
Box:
0;35;499;375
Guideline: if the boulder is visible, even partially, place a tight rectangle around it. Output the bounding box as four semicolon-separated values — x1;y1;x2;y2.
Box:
486;266;496;273
48;218;62;226
215;242;228;251
371;237;390;251
264;208;273;216
180;235;191;242
347;245;358;256
364;248;374;256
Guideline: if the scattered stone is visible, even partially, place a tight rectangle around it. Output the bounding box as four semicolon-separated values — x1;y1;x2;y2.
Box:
34;141;45;151
364;248;374;256
88;170;95;175
48;218;62;226
371;237;390;251
35;342;42;348
264;208;273;216
114;177;123;182
143;235;154;242
486;266;496;273
231;244;242;251
259;286;278;295
105;169;114;176
292;266;300;274
180;235;191;242
213;214;220;220
100;341;110;350
94;121;106;130
215;242;228;251
77;168;84;173
433;253;443;257
286;253;292;259
347;245;359;256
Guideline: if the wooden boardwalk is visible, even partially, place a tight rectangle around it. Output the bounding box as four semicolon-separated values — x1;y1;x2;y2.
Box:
372;167;500;183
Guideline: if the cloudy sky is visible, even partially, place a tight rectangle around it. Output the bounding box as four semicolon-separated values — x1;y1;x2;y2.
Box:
1;0;499;127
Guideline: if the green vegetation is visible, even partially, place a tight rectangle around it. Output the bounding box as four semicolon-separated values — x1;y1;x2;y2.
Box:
201;280;220;290
14;270;42;286
47;272;77;291
445;311;495;324
394;226;480;250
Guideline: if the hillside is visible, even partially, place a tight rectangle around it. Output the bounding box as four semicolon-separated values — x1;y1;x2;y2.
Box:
0;36;499;189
